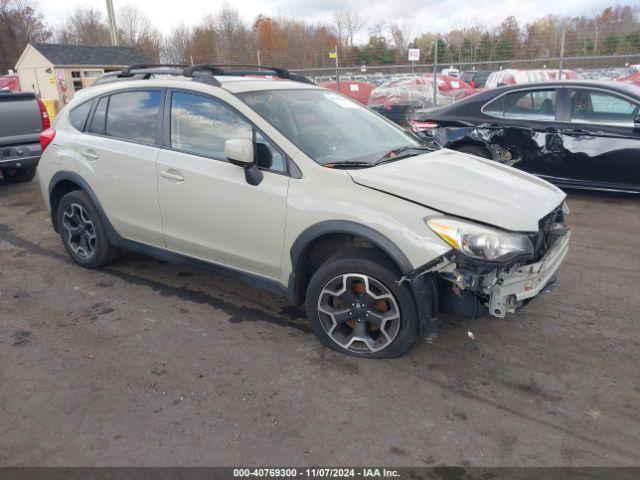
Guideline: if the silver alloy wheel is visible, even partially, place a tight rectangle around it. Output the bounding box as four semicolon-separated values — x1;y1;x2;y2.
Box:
317;273;401;353
62;203;97;259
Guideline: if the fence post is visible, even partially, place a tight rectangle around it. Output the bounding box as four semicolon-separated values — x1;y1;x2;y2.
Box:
432;40;438;105
559;26;566;79
335;45;340;92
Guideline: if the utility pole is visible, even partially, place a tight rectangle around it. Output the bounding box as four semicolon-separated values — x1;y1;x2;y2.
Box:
106;0;118;46
432;40;438;105
558;25;566;79
335;45;340;92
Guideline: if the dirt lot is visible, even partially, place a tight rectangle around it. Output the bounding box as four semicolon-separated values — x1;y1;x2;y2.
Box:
0;179;639;467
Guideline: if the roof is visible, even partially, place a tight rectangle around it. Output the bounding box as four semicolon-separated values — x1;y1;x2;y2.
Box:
68;76;319;106
30;43;150;67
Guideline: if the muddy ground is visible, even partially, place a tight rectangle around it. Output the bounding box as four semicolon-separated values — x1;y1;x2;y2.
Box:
0;179;639;466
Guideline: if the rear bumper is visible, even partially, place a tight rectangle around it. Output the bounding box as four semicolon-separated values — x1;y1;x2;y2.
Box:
0;143;41;170
488;228;571;317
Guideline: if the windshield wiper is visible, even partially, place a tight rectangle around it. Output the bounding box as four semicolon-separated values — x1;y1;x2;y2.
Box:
373;145;433;165
322;161;375;169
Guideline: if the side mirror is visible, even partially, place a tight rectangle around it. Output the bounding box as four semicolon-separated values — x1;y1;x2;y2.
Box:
225;138;254;165
225;138;263;186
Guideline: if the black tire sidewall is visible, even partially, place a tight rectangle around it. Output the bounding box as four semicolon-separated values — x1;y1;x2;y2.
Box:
305;252;419;359
57;190;114;268
1;167;36;183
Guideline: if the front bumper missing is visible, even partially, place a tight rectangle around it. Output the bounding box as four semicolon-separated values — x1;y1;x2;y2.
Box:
488;229;571;317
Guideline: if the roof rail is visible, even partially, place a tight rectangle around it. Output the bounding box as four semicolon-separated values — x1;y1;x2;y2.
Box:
182;64;316;85
95;63;315;87
120;64;188;76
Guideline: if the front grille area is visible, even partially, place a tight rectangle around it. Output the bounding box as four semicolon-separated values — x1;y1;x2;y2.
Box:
529;205;565;261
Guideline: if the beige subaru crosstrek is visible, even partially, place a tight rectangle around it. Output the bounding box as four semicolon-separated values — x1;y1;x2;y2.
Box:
37;65;571;358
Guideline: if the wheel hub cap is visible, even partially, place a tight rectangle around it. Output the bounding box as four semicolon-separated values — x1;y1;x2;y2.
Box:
317;273;401;353
62;203;96;259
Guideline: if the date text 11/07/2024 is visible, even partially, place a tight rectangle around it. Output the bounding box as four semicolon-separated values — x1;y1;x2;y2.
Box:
232;468;401;478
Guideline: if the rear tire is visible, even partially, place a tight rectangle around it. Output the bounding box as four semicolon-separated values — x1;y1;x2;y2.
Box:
456;144;491;159
57;190;119;268
1;167;37;183
305;248;420;358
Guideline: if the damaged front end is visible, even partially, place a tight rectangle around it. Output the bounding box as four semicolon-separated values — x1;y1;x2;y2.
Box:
407;204;571;341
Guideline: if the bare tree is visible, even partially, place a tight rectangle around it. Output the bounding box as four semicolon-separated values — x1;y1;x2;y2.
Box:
56;7;110;45
117;3;162;61
162;23;193;64
0;0;51;72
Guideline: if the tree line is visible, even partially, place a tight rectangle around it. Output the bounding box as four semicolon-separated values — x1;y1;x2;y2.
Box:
1;0;639;75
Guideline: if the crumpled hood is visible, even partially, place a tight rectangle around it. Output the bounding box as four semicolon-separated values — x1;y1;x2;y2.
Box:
348;148;566;232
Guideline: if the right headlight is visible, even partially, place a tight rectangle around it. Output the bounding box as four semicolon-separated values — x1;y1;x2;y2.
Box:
426;217;534;262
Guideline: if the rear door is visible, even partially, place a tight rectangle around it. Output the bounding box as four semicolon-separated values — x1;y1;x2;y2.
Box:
75;88;164;246
478;87;563;178
556;87;640;190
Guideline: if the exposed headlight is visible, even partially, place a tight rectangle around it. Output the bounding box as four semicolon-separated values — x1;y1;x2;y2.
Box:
426;217;534;262
561;201;570;216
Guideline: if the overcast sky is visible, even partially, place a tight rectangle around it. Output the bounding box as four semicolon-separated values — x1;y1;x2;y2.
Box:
41;0;622;42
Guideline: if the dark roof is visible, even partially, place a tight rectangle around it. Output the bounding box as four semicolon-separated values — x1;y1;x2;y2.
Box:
31;43;150;67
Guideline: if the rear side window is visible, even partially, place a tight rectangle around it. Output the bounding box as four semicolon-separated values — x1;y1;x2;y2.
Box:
106;90;161;145
484;89;556;120
69;101;92;131
570;89;638;126
88;96;108;135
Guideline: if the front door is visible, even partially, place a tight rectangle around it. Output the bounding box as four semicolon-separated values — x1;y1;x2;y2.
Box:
557;87;640;190
156;90;289;279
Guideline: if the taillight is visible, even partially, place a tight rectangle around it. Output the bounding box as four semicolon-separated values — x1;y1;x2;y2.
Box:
40;128;56;151
36;98;50;130
410;120;439;133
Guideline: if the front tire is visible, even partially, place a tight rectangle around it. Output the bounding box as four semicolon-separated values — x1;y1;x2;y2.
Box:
1;167;37;183
305;249;419;358
57;190;119;268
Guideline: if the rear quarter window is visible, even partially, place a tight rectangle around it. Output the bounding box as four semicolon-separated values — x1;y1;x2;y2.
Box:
69;101;93;131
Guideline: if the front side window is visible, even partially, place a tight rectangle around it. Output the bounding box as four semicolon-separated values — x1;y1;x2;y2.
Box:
570;89;638;125
170;91;252;159
485;89;556;120
106;90;161;145
255;131;286;172
238;89;419;165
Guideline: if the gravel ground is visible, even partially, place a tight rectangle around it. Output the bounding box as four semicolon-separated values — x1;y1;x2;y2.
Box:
0;179;639;467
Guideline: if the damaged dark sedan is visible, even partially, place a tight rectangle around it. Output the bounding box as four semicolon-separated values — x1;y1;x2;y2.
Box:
410;80;640;194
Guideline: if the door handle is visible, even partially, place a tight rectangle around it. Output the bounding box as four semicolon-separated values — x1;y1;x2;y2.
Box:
81;150;99;160
160;170;184;182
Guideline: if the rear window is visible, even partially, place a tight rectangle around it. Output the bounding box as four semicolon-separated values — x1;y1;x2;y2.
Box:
69;101;92;131
105;90;161;145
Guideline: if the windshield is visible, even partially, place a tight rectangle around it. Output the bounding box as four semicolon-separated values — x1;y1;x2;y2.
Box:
238;89;420;165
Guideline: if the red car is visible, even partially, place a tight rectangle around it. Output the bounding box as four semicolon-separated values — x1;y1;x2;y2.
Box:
368;74;473;125
0;74;21;93
484;69;581;89
319;80;374;105
616;71;640;86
